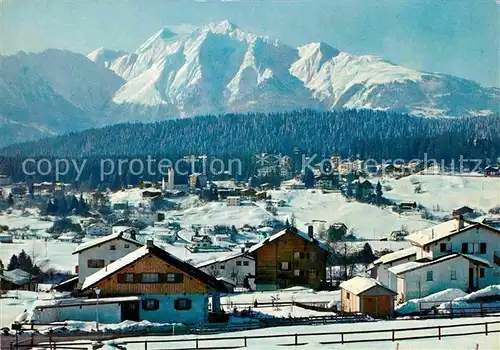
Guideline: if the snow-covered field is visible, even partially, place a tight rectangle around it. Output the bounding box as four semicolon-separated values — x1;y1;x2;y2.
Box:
78;316;500;350
382;174;499;216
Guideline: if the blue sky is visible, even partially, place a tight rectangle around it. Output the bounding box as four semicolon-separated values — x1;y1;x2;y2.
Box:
1;0;499;87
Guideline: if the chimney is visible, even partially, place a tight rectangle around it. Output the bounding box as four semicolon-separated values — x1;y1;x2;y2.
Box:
240;246;245;253
457;215;465;230
308;225;314;239
146;237;154;248
130;229;136;241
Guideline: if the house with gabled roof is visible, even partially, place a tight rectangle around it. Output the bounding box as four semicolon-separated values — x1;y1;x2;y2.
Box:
80;239;227;324
196;250;255;288
368;246;419;291
248;226;330;290
340;276;396;317
381;216;500;302
73;231;143;288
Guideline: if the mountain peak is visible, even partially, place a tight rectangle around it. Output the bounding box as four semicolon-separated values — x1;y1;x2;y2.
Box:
87;47;128;65
298;42;340;60
204;20;239;34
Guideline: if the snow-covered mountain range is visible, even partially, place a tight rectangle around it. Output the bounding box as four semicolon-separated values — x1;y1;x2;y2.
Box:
1;20;498;146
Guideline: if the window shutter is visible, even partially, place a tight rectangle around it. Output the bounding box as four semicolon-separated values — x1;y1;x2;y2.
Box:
461;243;468;254
480;243;486;254
117;274;125;283
134;273;142;283
175;274;184;283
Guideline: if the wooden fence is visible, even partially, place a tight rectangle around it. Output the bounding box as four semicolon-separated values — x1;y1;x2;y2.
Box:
11;320;500;350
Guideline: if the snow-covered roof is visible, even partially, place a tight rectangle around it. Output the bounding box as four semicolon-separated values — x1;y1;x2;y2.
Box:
216;277;236;286
405;218;477;247
388;253;491;276
35;296;140;309
373;246;419;265
81;243;227;292
196;251;253;268
248;227;330;253
2;269;35;285
72;232;142;254
340;276;395;295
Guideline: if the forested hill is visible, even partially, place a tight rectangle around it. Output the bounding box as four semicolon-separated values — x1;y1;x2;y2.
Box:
2;109;499;160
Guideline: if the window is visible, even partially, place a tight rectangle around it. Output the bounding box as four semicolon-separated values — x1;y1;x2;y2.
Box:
281;262;290;271
142;299;159;311
294;269;301;277
461;243;468;254
308;252;317;262
450;270;457;280
174;298;192;310
440;243;447;253
480;243;487;254
426;271;433;282
243;261;249;266
346;292;350;300
236;261;242;266
165;273;183;283
142;273;159;283
220;264;225;270
125;244;130;249
110;245;116;251
479;268;485;278
309;269;317;279
87;259;105;268
293;252;305;259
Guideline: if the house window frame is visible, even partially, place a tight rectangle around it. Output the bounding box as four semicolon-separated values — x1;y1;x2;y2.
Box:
479;268;485;278
174;298;192;311
142;273;160;283
236;261;242;266
293;269;301;277
426;270;434;282
87;259;105;268
346;292;350;300
450;270;457;281
479;243;487;254
243;260;249;267
124;244;130;249
281;262;290;271
142;298;160;311
309;269;317;279
110;245;116;251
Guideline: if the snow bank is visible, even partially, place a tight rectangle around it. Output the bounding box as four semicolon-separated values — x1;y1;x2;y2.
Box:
437;285;500;313
40;320;186;335
396;289;467;314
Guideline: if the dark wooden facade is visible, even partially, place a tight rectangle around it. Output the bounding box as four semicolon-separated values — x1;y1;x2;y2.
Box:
251;229;328;290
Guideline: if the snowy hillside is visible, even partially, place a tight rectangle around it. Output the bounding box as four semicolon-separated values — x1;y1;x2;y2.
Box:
90;20;499;121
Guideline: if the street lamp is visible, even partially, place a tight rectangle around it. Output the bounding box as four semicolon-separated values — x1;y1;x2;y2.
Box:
93;287;101;333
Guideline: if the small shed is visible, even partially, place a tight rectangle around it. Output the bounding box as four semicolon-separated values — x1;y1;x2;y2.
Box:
340;276;396;318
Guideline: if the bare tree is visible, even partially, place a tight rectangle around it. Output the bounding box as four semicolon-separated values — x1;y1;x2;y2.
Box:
329;242;360;282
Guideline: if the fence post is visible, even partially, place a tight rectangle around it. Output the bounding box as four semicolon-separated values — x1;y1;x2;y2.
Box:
144;340;148;350
196;338;199;349
485;322;488;336
295;333;298;345
392;329;395;342
438;326;441;340
244;336;247;347
341;333;344;345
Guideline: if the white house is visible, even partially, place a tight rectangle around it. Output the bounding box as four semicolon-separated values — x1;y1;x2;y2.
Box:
227;196;241;206
196;251;255;287
389;253;490;303
72;232;143;288
381;217;500;302
191;235;213;250
86;222;112;236
369;246;418;291
135;211;157;226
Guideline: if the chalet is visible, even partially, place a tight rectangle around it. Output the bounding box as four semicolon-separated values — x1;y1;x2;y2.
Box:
239;188;257;197
196;251;255;287
0;175;12;186
398;202;417;211
315;175;334;190
191;235;213;250
248;226;330;290
340;276;396;317
0;269;37;291
11;185;27;197
72;232;143;288
452;206;474;218
80;240;227;324
484;165;500;177
381;217;500;302
256;191;267;200
189;173;208;189
86;222;112;236
227;196;241;206
142;189;162;198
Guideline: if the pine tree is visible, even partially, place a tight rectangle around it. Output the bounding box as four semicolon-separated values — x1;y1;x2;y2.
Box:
375;181;383;205
18;250;33;272
7;254;19;271
0;259;4;275
290;213;297;227
285;218;290;228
